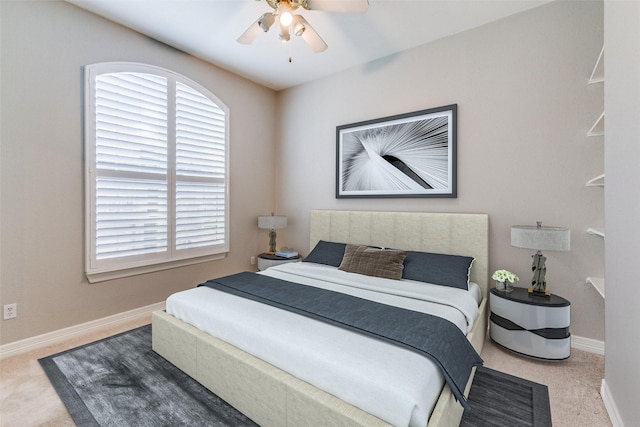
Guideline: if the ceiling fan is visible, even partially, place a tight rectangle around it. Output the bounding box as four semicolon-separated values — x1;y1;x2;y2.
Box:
237;0;369;53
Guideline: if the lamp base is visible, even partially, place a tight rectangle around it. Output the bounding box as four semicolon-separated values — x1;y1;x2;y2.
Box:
268;229;277;254
528;287;551;298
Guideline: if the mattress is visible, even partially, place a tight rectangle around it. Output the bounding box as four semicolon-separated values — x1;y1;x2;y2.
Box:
165;262;481;427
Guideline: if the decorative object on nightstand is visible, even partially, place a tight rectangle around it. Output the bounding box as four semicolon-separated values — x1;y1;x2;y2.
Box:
490;287;571;360
492;269;519;292
258;213;287;254
511;221;570;297
275;249;299;258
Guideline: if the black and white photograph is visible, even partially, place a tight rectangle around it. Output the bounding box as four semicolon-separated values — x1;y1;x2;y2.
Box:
336;104;457;198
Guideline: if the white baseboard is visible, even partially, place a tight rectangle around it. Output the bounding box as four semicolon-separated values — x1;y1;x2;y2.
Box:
601;379;625;427
571;334;605;355
0;301;165;360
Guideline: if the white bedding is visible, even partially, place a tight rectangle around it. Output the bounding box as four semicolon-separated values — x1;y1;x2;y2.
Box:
165;263;480;427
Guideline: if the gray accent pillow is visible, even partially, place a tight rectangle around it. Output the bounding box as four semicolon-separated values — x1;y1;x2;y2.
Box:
338;244;407;280
303;241;346;267
402;251;475;290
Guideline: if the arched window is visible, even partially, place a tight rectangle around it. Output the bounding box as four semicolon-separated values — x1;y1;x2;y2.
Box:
84;63;229;282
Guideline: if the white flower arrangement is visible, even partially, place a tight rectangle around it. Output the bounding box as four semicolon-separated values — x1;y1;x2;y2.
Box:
492;269;519;283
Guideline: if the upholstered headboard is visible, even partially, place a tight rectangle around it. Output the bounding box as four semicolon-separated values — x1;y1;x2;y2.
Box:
309;210;489;297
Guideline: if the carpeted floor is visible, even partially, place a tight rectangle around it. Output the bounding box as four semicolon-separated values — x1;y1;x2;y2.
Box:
39;324;550;427
481;335;611;427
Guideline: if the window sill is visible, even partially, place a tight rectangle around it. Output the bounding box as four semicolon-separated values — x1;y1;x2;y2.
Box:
86;252;227;284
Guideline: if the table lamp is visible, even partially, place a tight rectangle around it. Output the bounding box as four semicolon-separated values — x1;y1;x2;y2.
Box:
258;213;287;254
511;221;570;297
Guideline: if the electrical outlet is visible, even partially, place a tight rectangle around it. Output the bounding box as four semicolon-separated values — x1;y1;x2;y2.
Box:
250;256;256;265
3;303;17;320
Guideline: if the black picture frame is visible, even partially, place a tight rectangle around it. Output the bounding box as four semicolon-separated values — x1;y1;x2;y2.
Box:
336;104;457;198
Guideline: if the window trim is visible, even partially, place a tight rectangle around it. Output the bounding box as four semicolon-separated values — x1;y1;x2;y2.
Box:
84;62;230;283
86;253;227;284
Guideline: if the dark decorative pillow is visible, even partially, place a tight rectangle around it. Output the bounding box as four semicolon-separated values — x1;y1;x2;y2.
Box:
338;244;408;280
303;240;347;267
402;251;475;290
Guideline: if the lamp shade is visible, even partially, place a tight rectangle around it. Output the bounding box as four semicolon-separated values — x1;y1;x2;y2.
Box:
511;223;570;251
258;215;287;230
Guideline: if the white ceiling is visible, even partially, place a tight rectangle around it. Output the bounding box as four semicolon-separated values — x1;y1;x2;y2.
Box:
67;0;551;91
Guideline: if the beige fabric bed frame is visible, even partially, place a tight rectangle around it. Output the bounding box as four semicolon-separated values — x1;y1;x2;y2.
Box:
152;210;489;427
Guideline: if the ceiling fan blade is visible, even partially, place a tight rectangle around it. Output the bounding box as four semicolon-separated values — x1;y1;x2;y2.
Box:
237;19;262;44
304;0;369;13
296;16;327;53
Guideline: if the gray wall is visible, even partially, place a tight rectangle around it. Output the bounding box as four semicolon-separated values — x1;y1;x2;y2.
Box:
604;1;640;424
0;0;277;344
276;1;605;341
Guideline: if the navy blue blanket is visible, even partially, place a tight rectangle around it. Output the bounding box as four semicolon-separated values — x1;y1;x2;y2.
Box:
199;272;482;409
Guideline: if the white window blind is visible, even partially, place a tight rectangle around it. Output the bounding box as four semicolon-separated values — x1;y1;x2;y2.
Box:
175;82;227;250
85;63;229;282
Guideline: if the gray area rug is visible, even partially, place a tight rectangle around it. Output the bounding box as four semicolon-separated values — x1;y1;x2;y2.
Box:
39;325;257;427
461;366;552;427
40;324;551;427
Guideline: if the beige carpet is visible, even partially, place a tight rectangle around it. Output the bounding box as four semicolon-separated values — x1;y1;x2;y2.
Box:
482;336;611;427
1;318;611;427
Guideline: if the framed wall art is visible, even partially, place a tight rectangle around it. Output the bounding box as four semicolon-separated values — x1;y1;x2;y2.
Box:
336;104;457;198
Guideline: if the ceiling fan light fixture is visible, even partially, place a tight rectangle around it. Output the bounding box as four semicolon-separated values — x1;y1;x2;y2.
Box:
279;25;291;42
278;2;294;27
280;11;293;26
292;15;305;36
258;12;275;32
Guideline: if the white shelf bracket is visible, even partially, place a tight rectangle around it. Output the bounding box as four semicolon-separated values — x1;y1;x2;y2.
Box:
586;277;605;298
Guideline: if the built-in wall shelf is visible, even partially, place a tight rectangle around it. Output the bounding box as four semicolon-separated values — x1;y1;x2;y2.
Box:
586;174;605;187
587;228;605;238
588;46;604;84
588;112;605;136
585;47;604;302
587;277;605;298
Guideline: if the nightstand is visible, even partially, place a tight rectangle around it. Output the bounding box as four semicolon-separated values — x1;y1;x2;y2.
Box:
489;287;571;360
257;253;302;271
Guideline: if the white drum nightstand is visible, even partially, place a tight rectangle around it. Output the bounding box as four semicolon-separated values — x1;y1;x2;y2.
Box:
257;253;302;271
490;287;571;360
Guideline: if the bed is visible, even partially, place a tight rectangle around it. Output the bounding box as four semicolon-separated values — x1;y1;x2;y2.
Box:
152;210;489;427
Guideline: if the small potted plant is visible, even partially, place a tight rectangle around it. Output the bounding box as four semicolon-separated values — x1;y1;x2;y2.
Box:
492;269;519;292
